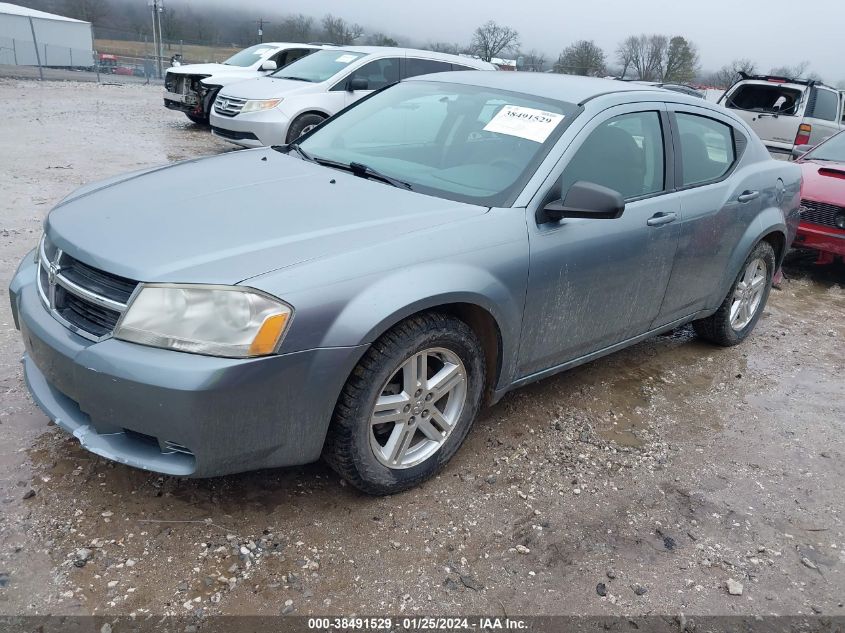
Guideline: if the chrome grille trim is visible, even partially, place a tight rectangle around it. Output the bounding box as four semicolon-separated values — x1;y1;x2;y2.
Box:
801;199;845;229
213;95;247;117
36;235;138;342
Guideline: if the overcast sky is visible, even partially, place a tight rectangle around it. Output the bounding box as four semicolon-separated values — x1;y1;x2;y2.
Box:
219;0;844;82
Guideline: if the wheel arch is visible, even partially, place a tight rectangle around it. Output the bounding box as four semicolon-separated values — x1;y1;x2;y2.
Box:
712;209;787;307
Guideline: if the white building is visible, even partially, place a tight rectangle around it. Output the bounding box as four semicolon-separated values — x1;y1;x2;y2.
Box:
0;2;93;67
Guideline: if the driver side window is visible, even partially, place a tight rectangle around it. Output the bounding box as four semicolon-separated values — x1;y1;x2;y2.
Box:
561;111;665;201
347;58;401;91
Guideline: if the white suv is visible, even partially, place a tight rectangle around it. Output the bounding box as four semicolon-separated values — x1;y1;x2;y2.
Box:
209;46;497;147
164;43;322;124
719;73;844;155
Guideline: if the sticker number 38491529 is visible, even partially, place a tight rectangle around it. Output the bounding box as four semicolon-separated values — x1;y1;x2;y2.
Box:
483;105;565;143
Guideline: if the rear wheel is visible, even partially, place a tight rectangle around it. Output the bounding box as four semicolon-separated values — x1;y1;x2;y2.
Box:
286;113;326;143
693;241;775;346
323;313;485;495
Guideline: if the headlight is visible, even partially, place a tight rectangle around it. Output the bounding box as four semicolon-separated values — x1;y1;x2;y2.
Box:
240;98;282;113
835;212;845;230
114;285;292;358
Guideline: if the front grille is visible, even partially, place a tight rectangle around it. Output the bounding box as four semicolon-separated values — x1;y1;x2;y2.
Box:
56;286;121;337
37;235;139;341
213;95;247;117
801;199;845;229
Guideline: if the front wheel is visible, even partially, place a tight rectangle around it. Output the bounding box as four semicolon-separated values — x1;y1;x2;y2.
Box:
285;113;326;144
693;240;776;346
323;313;485;495
185;113;208;125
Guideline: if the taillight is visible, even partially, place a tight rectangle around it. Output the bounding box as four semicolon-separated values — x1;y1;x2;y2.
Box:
795;123;812;146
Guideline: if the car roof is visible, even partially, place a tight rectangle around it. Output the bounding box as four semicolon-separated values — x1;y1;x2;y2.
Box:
319;45;494;69
250;42;323;49
406;71;669;104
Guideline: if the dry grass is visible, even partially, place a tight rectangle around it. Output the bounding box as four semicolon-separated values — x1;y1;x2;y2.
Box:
94;39;240;64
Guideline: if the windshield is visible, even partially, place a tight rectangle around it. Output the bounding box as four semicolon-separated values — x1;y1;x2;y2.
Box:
805;131;845;162
270;49;366;83
725;83;804;115
298;81;580;206
223;44;277;67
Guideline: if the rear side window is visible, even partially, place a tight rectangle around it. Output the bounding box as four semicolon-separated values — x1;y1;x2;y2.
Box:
562;111;665;200
452;64;480;71
676;113;736;187
405;58;453;79
725;84;803;116
810;88;840;122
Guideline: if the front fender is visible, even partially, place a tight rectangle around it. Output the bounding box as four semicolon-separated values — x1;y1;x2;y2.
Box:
319;261;523;389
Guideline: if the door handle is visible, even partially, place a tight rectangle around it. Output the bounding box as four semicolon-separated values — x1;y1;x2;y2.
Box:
737;190;760;203
647;212;677;227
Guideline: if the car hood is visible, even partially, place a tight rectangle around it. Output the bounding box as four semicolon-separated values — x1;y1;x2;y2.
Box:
799;160;845;203
46;149;485;285
167;63;251;77
218;76;319;99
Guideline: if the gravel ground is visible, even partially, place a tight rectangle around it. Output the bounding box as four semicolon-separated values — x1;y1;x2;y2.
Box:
0;79;843;619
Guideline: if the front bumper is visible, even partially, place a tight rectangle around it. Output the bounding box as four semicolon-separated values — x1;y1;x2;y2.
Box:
795;222;845;257
10;256;365;477
209;108;289;148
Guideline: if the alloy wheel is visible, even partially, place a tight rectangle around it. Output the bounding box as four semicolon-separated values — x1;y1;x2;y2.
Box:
369;347;467;469
730;257;767;331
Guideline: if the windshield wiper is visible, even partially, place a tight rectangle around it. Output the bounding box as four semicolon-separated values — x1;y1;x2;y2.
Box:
286;142;316;163
274;76;313;82
348;162;413;190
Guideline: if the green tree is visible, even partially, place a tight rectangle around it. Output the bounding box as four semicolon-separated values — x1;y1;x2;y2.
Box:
555;40;605;76
663;36;699;83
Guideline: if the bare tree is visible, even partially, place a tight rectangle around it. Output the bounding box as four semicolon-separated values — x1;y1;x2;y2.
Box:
277;14;315;43
366;33;399;47
63;0;109;24
663;36;699;83
519;49;547;72
425;42;465;55
469;21;519;62
555;40;606;76
709;58;757;89
616;36;638;79
321;14;363;45
769;61;822;82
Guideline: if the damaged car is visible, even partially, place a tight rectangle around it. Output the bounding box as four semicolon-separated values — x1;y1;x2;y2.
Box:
11;73;801;495
164;43;321;124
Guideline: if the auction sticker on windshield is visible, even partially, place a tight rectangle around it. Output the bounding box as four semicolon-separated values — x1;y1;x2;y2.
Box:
335;54;358;63
483;105;564;143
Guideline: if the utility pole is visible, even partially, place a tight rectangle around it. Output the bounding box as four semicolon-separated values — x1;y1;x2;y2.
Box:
256;18;270;44
148;0;164;79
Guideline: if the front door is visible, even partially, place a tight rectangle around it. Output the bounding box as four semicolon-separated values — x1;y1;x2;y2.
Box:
518;105;681;377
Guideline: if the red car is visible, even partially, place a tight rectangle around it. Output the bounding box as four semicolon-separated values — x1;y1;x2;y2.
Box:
793;131;845;263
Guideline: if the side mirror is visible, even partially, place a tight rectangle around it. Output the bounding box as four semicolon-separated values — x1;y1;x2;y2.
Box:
347;77;369;92
791;144;811;160
538;181;626;224
261;60;277;71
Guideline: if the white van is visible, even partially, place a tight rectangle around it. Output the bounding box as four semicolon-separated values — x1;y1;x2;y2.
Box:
719;73;844;155
209;46;497;147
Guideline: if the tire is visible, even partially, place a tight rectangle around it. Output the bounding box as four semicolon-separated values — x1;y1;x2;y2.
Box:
693;240;776;346
186;113;208;125
323;312;485;495
285;113;326;144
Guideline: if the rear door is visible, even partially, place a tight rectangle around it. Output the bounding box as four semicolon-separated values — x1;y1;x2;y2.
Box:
656;105;763;324
721;81;806;150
